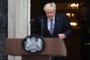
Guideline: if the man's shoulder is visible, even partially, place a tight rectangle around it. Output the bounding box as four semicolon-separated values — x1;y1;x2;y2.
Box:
56;13;67;18
37;15;46;19
56;13;66;16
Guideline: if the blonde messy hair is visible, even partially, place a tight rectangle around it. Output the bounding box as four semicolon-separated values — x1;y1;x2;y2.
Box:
43;2;56;12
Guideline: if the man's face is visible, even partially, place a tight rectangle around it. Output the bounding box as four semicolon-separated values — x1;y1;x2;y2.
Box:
45;9;56;19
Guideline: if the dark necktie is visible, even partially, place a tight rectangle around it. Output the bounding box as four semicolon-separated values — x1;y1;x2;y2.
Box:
50;19;54;35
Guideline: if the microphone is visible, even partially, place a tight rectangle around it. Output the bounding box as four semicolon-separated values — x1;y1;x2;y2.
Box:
30;18;35;23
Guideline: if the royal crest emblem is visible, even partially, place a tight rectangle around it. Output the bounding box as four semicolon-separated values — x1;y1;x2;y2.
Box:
22;35;45;53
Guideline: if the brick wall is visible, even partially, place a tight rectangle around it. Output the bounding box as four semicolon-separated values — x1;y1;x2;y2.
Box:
0;0;8;60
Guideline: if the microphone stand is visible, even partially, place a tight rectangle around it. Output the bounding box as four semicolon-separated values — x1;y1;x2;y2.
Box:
41;19;44;37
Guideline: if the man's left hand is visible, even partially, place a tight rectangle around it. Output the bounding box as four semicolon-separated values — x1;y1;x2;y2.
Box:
58;34;66;40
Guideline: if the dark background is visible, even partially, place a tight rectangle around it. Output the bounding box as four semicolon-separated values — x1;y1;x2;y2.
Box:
31;0;90;60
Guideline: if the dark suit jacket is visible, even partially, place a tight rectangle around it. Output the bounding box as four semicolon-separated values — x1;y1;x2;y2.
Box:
32;13;72;38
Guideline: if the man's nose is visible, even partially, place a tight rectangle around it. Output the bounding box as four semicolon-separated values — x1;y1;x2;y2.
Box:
48;13;51;16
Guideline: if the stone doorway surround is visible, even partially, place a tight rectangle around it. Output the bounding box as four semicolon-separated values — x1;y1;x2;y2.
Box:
8;0;30;60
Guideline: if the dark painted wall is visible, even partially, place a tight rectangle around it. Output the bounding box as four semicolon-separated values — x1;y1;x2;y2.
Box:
0;0;8;60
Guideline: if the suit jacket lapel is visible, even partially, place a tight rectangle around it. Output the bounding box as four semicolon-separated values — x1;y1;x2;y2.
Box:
53;15;61;34
43;17;50;34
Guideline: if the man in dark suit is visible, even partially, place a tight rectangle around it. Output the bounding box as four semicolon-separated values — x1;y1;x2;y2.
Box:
32;2;72;60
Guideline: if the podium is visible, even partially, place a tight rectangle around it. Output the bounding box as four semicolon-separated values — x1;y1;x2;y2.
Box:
5;38;67;60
